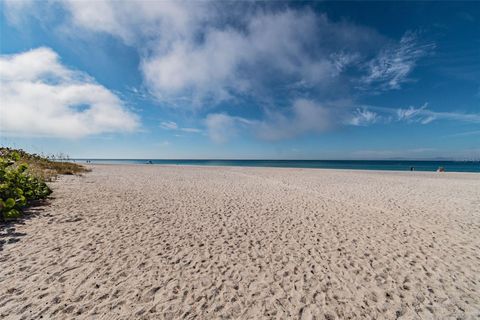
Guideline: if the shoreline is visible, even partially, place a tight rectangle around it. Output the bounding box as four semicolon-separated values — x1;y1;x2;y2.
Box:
84;162;480;176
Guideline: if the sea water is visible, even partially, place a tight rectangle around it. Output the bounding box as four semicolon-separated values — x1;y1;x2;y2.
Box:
74;159;480;173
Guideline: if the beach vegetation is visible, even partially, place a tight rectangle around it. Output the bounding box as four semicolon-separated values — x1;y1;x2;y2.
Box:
0;147;88;221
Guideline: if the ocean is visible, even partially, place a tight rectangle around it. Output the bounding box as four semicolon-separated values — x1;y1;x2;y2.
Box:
73;159;480;173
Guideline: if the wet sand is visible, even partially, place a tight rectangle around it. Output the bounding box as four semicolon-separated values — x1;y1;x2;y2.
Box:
1;164;479;319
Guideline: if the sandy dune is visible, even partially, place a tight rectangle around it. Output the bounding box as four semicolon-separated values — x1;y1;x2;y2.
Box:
1;165;479;319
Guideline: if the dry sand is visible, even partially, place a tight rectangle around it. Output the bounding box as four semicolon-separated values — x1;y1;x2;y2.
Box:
0;164;479;319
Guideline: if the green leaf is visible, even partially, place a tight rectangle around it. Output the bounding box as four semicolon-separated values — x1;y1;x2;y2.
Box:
5;208;22;218
11;151;20;161
5;198;15;208
18;163;28;173
16;195;27;206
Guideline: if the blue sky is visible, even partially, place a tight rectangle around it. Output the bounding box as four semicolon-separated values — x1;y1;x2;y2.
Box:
0;1;479;159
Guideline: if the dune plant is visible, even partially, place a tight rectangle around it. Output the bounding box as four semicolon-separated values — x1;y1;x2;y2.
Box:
0;150;52;221
0;147;89;181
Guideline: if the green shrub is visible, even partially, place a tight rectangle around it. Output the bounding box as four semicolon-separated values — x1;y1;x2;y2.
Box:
0;147;89;181
0;150;52;221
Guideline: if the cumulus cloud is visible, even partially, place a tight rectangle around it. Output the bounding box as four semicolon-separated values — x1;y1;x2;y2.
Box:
62;0;205;45
3;1;443;142
0;47;139;138
141;9;384;105
42;1;434;124
6;1;389;107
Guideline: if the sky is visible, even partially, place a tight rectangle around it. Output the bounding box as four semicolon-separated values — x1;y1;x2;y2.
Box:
0;1;479;160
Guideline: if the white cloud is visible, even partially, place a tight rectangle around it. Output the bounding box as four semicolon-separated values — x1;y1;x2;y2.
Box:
2;0;35;25
416;110;480;124
203;100;480;143
396;103;429;121
140;9;384;106
205;99;338;142
62;0;204;45
180;127;202;133
160;120;201;133
0;47;72;81
0;47;139;138
204;113;255;143
160;121;178;130
141;29;248;105
205;114;238;144
362;31;435;90
368;103;480;125
256;99;335;140
6;1;387;108
347;108;379;126
3;1;451;143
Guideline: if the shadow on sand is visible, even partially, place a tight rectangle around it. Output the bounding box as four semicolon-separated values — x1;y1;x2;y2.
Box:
0;199;51;252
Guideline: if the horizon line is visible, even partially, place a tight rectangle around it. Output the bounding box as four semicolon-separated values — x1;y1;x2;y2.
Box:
70;158;480;162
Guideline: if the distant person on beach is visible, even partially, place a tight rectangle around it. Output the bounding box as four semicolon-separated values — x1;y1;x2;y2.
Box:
437;167;445;172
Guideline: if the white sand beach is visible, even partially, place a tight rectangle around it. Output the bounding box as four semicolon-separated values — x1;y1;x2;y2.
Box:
1;164;479;319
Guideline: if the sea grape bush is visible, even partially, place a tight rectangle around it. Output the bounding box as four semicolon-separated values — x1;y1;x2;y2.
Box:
0;147;89;180
0;150;52;221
